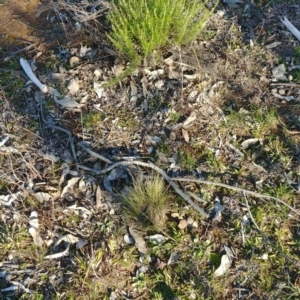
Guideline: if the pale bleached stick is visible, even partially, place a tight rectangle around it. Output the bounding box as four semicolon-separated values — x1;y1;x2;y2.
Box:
20;58;48;93
281;17;300;42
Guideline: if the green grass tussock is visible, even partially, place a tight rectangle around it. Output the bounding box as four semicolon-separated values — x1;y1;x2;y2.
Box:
121;174;169;229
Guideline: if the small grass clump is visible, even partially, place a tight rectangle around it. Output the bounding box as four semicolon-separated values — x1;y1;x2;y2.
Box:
0;62;24;98
108;0;216;73
290;69;300;83
169;111;181;123
121;174;169;229
82;112;105;128
223;106;280;138
179;148;198;170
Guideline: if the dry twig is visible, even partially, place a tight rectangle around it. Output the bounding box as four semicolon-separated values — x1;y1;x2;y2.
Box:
0;43;36;63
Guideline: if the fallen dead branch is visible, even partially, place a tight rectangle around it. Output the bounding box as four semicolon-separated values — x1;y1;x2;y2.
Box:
78;143;300;219
172;177;300;217
78;143;208;218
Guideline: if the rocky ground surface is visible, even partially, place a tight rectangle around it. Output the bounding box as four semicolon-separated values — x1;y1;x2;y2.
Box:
0;0;300;299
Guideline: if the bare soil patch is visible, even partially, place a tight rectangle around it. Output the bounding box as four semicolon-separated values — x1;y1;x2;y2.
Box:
0;0;52;48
